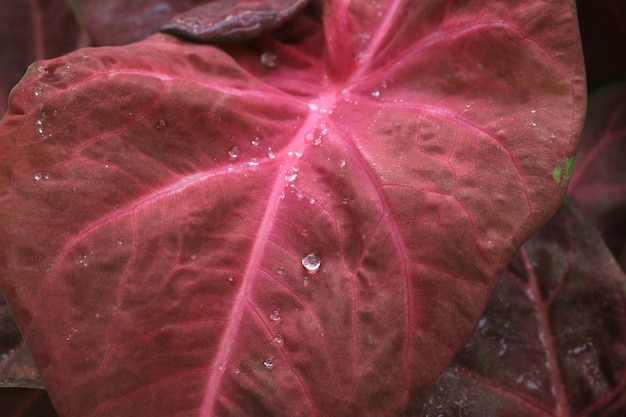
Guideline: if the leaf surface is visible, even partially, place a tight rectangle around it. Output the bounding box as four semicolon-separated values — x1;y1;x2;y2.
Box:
0;0;81;117
0;1;585;416
409;198;626;417
569;83;626;270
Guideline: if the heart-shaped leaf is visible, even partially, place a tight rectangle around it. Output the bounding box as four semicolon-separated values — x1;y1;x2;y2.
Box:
0;1;585;415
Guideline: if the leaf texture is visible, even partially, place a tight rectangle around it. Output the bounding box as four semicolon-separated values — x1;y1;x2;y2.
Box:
409;198;626;417
0;1;585;416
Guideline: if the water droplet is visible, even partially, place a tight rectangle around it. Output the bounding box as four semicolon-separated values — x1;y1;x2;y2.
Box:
248;159;259;167
301;253;321;273
313;136;322;146
156;119;166;129
34;87;42;96
309;198;316;204
307;102;318;111
279;192;286;199
285;169;298;182
303;276;311;286
300;229;309;238
36;119;43;126
228;146;240;158
251;137;260;146
34;172;42;181
260;52;278;68
277;266;286;275
233;368;241;374
304;132;315;143
342;197;350;204
227;273;235;282
269;310;281;322
274;333;283;344
218;362;226;371
339;160;347;169
530;109;536;114
529;121;537;127
267;148;275;159
263;357;274;369
116;237;124;245
371;89;380;98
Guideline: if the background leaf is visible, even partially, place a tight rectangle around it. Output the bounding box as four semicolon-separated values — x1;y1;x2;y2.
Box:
0;0;82;117
408;198;626;416
569;83;626;270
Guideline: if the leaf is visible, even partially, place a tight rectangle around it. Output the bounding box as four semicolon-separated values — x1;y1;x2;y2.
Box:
1;290;43;388
568;83;626;270
408;198;626;417
0;388;59;417
575;0;626;91
0;0;81;117
0;1;585;416
160;0;310;43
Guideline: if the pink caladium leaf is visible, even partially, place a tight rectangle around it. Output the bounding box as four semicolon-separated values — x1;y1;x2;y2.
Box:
408;198;626;417
0;1;585;416
569;83;626;270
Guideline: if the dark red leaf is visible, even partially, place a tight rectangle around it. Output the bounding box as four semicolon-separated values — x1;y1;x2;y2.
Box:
408;198;626;417
0;0;82;117
568;83;626;270
0;388;58;417
67;0;196;46
161;0;310;43
0;1;585;416
576;0;626;91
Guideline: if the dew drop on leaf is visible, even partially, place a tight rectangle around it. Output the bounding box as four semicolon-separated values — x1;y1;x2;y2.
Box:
274;333;283;344
228;146;240;158
371;89;380;98
277;266;286;275
269;310;281;322
285;169;298;182
227;273;234;282
251;137;260;146
303;276;311;286
155;119;166;129
302;253;321;273
267;148;275;159
263;357;274;369
34;172;42;181
260;52;278;68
